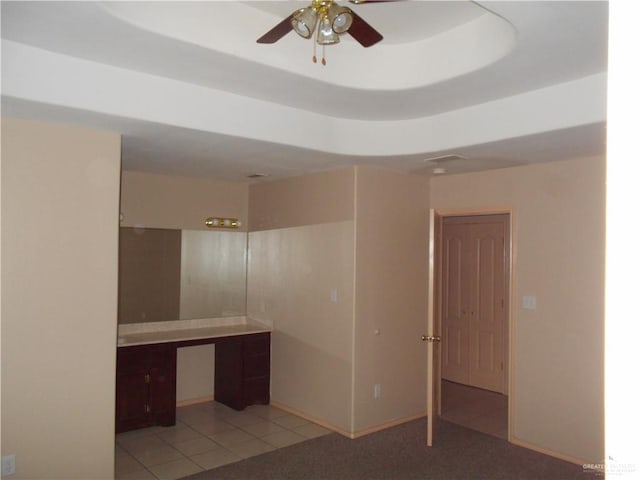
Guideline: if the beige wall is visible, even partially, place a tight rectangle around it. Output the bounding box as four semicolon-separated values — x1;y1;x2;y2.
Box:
249;168;355;231
247;168;356;432
430;155;605;463
247;167;431;436
1;118;121;479
120;170;248;231
353;167;430;432
248;221;356;431
176;345;216;404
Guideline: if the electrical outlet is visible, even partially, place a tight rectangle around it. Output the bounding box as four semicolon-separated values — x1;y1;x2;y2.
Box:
2;454;16;476
374;384;381;399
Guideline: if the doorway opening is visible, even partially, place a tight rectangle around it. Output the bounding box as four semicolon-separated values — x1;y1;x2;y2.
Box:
436;213;511;440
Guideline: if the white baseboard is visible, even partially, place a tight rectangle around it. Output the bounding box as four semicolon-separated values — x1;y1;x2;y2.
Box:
271;401;427;440
509;435;591;466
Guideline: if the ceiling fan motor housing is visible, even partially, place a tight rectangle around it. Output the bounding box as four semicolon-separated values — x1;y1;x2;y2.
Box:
292;0;354;41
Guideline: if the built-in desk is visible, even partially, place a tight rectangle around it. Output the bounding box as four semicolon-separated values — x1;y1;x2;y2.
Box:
116;318;271;433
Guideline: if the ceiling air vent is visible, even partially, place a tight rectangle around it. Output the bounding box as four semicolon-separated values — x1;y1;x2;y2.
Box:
422;154;468;164
422;154;468;175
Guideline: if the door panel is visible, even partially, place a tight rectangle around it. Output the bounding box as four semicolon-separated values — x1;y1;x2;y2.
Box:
433;212;443;418
442;225;469;384
115;371;150;432
468;222;505;392
149;365;176;426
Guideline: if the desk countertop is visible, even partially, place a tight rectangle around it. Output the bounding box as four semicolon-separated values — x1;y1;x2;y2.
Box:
117;317;271;347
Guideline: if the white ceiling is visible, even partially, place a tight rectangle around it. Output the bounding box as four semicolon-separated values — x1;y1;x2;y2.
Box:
1;1;608;182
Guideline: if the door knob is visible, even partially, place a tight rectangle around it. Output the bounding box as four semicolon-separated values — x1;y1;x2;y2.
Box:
421;335;441;343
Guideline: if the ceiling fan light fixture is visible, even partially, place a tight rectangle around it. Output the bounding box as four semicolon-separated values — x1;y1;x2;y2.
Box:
292;7;317;39
327;4;353;34
257;0;384;58
317;14;340;45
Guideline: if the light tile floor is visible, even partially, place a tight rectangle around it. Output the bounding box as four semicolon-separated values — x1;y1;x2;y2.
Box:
115;402;332;480
440;380;508;439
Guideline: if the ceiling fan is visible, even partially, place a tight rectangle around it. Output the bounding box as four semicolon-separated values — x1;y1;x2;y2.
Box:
257;0;396;63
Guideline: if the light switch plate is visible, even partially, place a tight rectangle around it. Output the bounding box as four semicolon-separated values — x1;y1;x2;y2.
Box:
330;289;338;303
522;295;537;310
2;454;16;476
374;384;381;399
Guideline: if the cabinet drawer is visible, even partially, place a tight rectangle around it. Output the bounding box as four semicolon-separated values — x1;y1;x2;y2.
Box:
244;353;270;378
117;344;175;372
117;347;149;372
243;333;270;356
149;345;175;368
244;376;269;405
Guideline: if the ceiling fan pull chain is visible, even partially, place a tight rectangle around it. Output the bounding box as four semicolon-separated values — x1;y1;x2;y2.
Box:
322;44;327;66
312;40;317;63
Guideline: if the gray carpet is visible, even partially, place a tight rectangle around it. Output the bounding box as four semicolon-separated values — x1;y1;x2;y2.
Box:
183;418;598;480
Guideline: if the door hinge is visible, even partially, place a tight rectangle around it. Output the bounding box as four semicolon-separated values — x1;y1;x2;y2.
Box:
145;373;150;384
145;404;151;413
500;361;504;371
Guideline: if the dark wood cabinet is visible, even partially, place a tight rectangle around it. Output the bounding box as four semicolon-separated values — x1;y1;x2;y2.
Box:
242;333;271;406
115;343;176;433
215;332;270;410
116;332;270;433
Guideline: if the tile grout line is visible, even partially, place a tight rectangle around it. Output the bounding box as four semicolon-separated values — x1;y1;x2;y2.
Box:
116;403;332;479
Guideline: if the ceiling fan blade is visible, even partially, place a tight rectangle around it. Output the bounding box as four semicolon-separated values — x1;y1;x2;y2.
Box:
347;11;383;47
257;13;294;44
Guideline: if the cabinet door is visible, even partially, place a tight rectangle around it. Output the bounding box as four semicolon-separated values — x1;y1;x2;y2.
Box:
116;370;150;433
243;333;270;378
243;333;270;405
116;344;177;432
149;346;177;426
116;347;151;433
215;338;244;410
